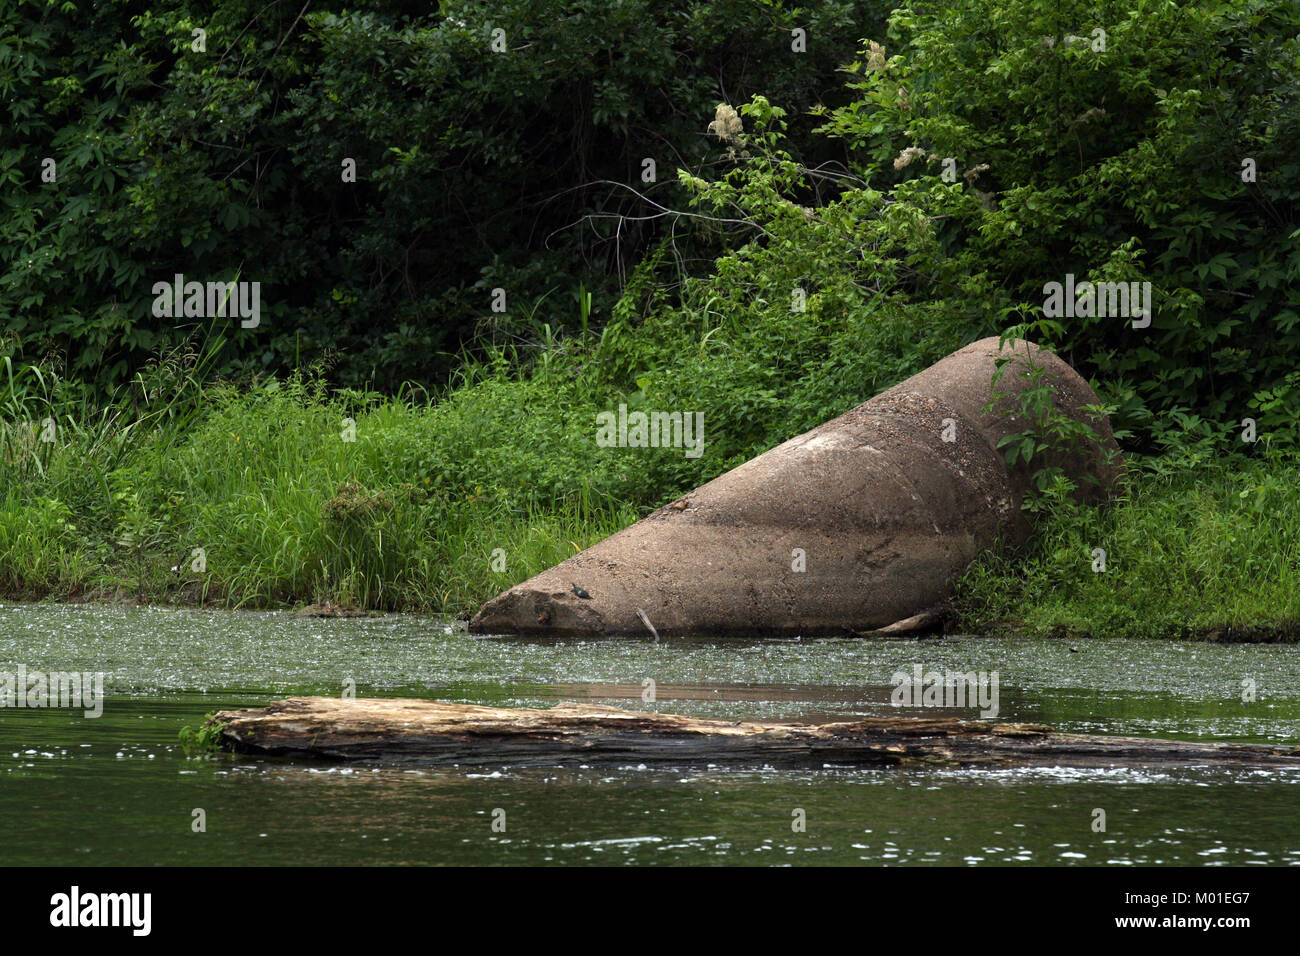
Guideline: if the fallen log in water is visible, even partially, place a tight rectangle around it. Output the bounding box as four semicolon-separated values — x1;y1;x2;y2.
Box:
212;697;1300;770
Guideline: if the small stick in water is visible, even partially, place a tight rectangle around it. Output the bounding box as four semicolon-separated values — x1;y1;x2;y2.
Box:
636;608;660;642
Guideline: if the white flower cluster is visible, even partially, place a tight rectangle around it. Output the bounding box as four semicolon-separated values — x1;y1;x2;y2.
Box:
707;103;748;160
865;40;887;71
706;103;744;143
892;146;927;170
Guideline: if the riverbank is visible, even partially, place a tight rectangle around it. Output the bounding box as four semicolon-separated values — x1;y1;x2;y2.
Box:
1;361;1295;638
4;0;1298;644
950;453;1300;642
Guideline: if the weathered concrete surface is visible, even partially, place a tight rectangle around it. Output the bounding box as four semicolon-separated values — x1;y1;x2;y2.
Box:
471;337;1123;638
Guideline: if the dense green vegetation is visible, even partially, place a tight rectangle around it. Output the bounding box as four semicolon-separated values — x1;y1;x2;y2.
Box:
2;0;1298;637
1;0;885;389
4;340;1297;638
953;453;1300;640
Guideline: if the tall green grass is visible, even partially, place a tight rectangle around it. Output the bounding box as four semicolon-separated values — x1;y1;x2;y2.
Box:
0;350;646;610
3;327;1298;635
3;289;1296;634
952;452;1300;640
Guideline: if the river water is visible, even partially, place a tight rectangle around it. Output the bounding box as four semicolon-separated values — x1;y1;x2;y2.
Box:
2;604;1297;865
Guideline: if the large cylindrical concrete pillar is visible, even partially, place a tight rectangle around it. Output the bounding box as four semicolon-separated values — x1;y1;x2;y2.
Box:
470;337;1123;637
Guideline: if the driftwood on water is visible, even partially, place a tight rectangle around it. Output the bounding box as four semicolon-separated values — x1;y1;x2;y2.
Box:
212;697;1300;770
